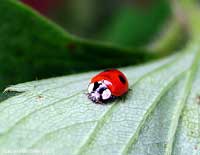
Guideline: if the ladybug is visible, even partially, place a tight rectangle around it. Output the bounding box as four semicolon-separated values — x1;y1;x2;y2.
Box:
87;69;129;103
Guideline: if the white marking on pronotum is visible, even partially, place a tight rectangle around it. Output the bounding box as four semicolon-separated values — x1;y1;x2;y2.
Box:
88;83;94;93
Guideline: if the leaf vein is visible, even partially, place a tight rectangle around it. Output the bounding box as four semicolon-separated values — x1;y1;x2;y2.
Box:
0;90;84;141
164;48;200;155
30;120;98;148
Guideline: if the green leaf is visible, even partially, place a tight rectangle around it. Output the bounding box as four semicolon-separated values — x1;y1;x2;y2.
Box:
147;19;187;56
101;0;171;47
0;42;199;154
0;0;155;90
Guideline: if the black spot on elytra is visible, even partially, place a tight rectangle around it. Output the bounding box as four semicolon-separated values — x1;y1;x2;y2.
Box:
118;75;126;84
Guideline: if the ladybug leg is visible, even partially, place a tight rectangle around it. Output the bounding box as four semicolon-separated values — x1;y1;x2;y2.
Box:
101;95;117;104
108;95;117;102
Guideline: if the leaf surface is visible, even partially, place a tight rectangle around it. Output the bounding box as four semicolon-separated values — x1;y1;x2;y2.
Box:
0;43;199;155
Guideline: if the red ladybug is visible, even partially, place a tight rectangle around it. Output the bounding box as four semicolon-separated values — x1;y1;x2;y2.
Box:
87;69;129;103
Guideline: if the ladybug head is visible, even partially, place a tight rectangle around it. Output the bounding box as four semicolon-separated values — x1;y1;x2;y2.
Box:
87;80;112;103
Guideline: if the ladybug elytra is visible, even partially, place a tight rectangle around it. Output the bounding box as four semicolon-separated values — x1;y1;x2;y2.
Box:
87;69;129;103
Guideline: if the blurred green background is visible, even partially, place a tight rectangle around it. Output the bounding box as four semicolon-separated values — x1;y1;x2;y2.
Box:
0;0;178;91
22;0;171;47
